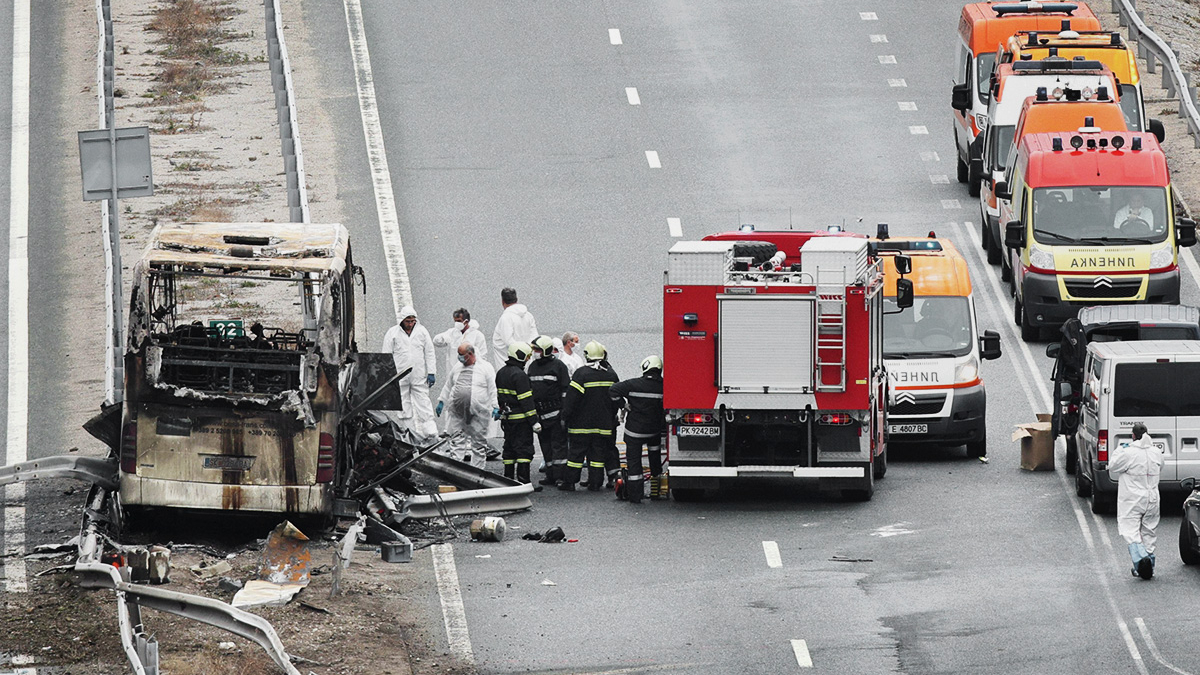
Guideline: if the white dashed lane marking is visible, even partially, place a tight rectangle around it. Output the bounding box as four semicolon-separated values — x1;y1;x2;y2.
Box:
920;151;940;161
930;175;950;184
609;28;622;45
888;78;907;87
878;55;897;64
869;34;888;42
762;541;783;568
941;199;962;209
625;87;640;105
791;640;813;668
667;217;682;237
898;101;917;111
909;126;928;135
859;11;878;20
645;150;661;168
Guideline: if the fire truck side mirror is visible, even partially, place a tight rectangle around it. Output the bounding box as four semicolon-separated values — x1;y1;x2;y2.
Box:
980;330;1002;360
895;278;914;309
893;255;912;276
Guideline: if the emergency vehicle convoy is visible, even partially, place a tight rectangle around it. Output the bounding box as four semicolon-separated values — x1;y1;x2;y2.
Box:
875;231;1001;457
662;230;911;501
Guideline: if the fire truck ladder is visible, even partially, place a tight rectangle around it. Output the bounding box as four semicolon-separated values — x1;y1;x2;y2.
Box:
815;268;848;392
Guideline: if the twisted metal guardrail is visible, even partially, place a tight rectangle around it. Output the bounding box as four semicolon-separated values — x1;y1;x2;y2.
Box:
1112;0;1200;148
265;0;311;223
95;0;121;405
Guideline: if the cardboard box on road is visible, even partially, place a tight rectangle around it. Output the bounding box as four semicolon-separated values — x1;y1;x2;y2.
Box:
1013;413;1054;471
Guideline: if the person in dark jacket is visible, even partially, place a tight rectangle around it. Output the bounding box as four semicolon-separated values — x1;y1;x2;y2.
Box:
561;341;619;491
495;342;540;487
528;335;570;487
610;356;665;503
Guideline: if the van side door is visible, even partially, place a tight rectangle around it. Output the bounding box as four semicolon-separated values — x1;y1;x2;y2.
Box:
1173;359;1200;484
1078;353;1100;472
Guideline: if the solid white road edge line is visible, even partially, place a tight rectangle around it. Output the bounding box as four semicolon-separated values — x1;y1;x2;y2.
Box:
343;0;412;321
790;639;813;668
344;0;470;664
609;28;622;45
645;151;661;168
952;221;1149;674
1135;618;1194;675
626;87;640;105
762;540;783;568
667;217;682;238
431;544;475;666
5;0;31;595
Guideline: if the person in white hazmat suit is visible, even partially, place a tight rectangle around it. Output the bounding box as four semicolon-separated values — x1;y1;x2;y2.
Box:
491;287;538;370
1109;423;1163;579
432;307;488;376
381;305;438;443
436;343;498;468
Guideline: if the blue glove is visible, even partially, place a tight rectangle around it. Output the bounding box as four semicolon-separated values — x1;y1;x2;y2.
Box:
436;401;444;417
426;373;436;386
492;407;501;421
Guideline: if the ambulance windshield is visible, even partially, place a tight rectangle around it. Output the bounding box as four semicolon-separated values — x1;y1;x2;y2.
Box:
883;297;973;357
1031;186;1168;245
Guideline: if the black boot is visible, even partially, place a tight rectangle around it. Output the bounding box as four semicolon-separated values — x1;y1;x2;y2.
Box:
627;478;643;503
587;468;604;491
503;462;515;480
538;464;557;486
559;466;579;491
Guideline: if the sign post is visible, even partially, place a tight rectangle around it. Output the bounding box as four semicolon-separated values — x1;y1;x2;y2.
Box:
78;125;153;406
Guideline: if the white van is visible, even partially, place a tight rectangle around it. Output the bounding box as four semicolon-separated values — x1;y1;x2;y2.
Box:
1072;340;1200;514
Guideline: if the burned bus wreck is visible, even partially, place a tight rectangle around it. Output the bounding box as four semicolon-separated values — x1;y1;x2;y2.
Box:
118;222;367;516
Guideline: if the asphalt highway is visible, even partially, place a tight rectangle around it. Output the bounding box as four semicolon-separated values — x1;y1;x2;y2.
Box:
6;0;1200;671
294;1;1200;672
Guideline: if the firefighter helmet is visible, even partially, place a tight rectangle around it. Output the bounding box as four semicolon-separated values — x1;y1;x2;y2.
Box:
508;342;532;361
532;334;555;356
583;340;606;362
641;355;663;375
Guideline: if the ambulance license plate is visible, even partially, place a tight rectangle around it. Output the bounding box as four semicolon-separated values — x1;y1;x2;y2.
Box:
889;424;927;435
678;426;720;437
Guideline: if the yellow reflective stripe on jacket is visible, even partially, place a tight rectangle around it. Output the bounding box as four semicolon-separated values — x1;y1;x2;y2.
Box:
497;388;517;396
516;391;533;400
567;427;613;435
570;381;585;393
583;381;612;388
505;410;537;420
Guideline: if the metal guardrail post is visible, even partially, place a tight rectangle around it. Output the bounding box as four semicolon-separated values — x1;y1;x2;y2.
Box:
1114;0;1200;148
264;0;310;223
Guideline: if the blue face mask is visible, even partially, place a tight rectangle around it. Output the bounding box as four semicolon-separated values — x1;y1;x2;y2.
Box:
458;354;468;364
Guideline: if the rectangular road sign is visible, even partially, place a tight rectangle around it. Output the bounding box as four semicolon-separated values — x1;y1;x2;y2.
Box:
77;126;154;201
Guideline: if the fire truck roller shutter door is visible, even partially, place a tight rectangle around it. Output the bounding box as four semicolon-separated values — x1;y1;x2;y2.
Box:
719;298;815;392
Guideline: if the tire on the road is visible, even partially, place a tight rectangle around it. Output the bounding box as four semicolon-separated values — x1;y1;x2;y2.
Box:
1180;519;1200;565
731;241;778;265
1075;456;1092;498
1065;435;1078;475
1091;487;1116;515
873;447;888;479
966;430;987;458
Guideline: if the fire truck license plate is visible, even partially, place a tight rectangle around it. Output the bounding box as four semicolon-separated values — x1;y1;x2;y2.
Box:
889;424;927;435
678;426;720;437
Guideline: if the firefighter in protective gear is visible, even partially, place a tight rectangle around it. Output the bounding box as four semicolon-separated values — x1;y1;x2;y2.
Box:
610;355;665;503
1110;423;1163;579
381;305;438;442
496;342;540;486
435;343;497;468
562;341;619;491
528;335;570;487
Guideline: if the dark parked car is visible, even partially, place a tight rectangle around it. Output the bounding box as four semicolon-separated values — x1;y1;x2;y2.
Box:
1180;477;1200;565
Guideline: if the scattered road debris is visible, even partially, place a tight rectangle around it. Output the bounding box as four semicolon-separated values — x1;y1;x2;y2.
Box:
190;559;232;580
469;516;507;542
830;556;874;563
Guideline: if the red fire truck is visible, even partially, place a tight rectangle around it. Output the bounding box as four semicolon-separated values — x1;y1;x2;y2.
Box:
663;230;909;501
